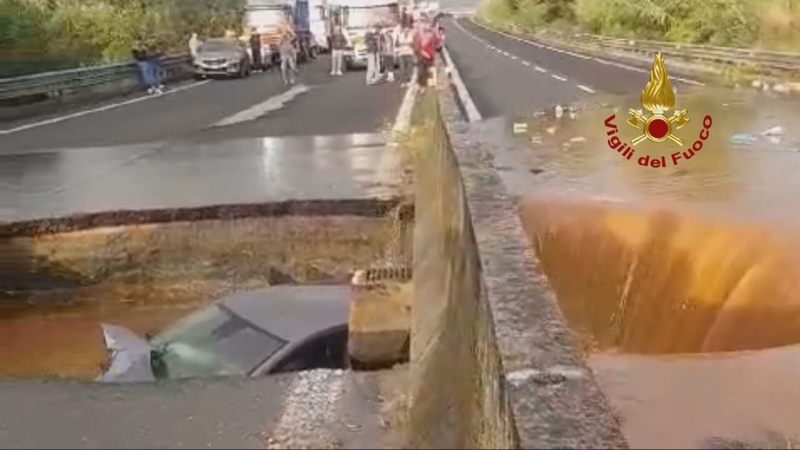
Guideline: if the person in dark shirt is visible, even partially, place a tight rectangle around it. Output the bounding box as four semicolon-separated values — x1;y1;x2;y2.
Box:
132;43;158;94
146;40;165;93
364;24;381;85
329;25;347;76
249;30;263;71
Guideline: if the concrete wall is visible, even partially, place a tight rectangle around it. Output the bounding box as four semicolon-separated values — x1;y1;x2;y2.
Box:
407;88;629;448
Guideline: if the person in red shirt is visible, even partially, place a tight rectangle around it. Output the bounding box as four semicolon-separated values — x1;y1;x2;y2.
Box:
413;21;440;89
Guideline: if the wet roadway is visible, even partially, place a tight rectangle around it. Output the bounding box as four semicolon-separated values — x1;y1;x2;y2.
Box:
0;56;405;223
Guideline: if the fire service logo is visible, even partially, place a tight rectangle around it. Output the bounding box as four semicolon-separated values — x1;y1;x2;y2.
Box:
604;52;713;168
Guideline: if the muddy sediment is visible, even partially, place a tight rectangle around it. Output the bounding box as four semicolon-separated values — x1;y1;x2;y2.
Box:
0;211;412;381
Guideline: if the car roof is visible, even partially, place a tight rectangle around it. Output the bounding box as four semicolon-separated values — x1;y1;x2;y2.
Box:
219;284;351;343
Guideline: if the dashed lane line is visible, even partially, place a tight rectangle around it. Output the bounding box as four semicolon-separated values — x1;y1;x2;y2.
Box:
466;17;704;86
450;17;598;96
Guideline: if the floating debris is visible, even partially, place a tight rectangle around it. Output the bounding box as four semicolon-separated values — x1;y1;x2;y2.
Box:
730;133;757;146
761;126;784;137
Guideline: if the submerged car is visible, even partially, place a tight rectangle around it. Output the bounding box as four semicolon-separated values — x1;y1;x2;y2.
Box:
98;285;350;382
193;38;252;79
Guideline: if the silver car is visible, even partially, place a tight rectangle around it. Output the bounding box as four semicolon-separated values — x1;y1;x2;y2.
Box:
97;285;351;382
193;38;252;79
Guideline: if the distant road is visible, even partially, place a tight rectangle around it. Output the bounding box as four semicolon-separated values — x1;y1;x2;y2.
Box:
0;56;404;154
444;17;703;118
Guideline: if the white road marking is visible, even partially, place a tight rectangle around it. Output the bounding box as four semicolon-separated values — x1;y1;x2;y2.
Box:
466;17;704;86
577;84;596;93
551;74;567;81
534;66;547;73
214;83;311;126
509;55;518;60
0;80;211;135
267;370;344;449
442;45;482;122
392;74;418;134
521;60;531;66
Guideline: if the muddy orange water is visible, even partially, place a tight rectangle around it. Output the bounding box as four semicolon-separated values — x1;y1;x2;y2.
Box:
0;215;404;380
503;88;800;447
520;197;800;354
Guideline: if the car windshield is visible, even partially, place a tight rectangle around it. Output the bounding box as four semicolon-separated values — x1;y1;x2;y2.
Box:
149;304;287;379
198;40;238;53
346;6;397;29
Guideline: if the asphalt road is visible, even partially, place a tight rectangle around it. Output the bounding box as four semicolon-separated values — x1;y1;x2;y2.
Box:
445;17;704;118
0;369;403;449
0;55;404;154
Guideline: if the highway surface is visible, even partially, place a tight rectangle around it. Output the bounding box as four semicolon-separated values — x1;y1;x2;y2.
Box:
445;17;703;118
0;56;404;153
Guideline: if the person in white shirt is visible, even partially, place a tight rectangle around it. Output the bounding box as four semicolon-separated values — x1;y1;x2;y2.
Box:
189;33;200;62
395;23;415;86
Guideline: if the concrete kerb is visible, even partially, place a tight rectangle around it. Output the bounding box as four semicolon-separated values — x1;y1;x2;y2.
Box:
404;58;628;447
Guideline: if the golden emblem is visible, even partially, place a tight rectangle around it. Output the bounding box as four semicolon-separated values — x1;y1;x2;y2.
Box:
627;52;689;146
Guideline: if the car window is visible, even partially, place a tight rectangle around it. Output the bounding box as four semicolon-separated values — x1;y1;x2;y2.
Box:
150;304;287;379
269;327;348;374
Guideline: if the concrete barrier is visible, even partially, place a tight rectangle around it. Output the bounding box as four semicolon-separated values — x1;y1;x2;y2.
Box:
407;87;629;448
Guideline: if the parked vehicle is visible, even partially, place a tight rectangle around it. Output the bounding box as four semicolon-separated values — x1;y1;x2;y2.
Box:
244;0;324;65
193;38;252;79
329;0;400;70
97;285;351;382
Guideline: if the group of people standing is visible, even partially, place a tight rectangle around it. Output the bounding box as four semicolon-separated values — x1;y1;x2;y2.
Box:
328;15;444;89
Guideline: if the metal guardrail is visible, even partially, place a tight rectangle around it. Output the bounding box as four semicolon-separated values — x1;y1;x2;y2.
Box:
0;54;191;101
475;18;800;75
563;33;800;74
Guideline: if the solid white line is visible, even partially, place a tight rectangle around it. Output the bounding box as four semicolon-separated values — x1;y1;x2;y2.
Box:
267;370;344;449
534;66;547;73
214;83;311;126
393;76;418;133
576;84;596;93
442;45;482;122
467;18;704;86
0;80;211;135
551;74;567;81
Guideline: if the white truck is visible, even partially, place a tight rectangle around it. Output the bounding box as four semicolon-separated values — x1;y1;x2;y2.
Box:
328;0;400;69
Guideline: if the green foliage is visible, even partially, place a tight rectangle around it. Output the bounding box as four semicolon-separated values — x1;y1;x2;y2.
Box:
0;0;245;77
478;0;800;50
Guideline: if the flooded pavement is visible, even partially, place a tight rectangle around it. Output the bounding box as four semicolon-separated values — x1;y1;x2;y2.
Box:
502;87;800;227
468;86;800;447
0;132;402;222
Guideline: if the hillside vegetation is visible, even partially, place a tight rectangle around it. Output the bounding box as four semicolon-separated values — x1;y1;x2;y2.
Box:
478;0;800;50
0;0;244;77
